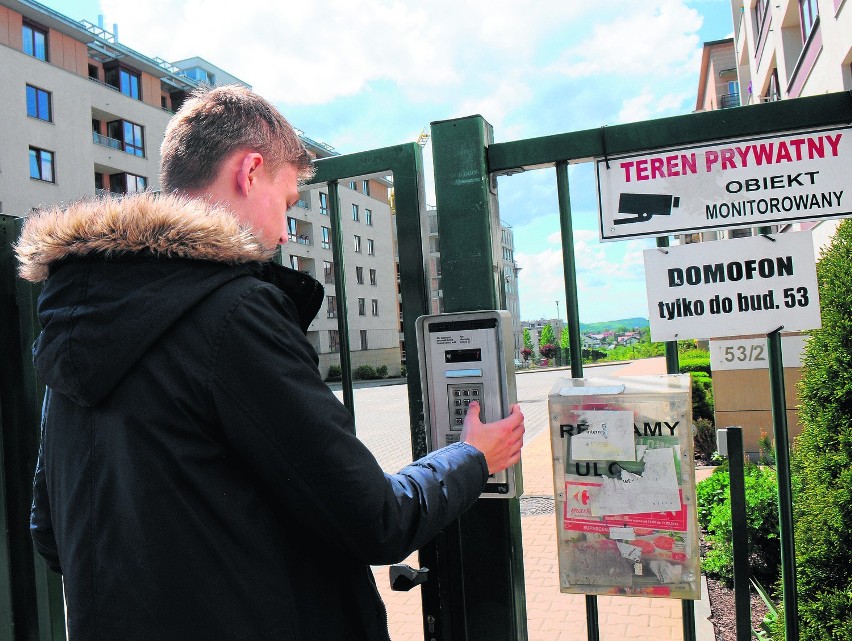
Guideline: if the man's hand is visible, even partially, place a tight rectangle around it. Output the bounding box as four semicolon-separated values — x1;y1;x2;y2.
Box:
460;401;524;475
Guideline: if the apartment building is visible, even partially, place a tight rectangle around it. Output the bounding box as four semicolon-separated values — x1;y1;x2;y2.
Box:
1;0;401;377
690;0;852;455
730;0;851;251
425;207;523;360
289;168;401;377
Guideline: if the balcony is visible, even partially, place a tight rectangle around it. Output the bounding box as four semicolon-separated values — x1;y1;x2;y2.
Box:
92;131;122;150
719;93;741;109
288;234;313;245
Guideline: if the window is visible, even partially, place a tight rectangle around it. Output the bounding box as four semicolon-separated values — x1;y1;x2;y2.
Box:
360;330;368;351
94;172;104;191
321;226;331;249
289;255;299;270
109;172;147;194
22;23;47;61
369;269;377;286
358;298;366;316
352;203;359;221
88;64;99;80
354;235;362;253
287;217;298;242
26;85;51;122
367;239;375;256
29;147;54;182
356;266;364;284
362;180;370;196
327;295;338;319
365;208;372;225
348;180;357;190
107;120;145;157
371;299;379;316
754;0;769;41
323;261;335;284
105;64;141;100
319;192;329;215
429;237;440;253
328;330;340;353
800;0;818;41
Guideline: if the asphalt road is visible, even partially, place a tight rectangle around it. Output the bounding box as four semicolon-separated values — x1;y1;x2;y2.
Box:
333;363;628;473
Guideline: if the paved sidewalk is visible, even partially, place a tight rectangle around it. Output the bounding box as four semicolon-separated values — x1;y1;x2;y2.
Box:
373;357;716;641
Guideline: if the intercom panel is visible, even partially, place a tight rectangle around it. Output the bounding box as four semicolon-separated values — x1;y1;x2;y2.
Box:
416;310;521;498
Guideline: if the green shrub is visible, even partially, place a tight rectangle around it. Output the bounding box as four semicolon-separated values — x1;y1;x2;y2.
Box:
784;219;852;641
376;365;388;378
693;418;717;464
696;463;780;588
690;371;714;423
679;348;711;375
400;365;407;378
325;364;342;381
354;364;378;380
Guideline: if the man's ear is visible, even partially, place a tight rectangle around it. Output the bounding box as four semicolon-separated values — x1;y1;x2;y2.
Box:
235;152;264;196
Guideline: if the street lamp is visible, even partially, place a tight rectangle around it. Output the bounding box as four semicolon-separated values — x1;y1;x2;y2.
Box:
556;300;560;320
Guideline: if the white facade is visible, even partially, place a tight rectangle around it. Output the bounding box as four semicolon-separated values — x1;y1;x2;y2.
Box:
291;173;402;378
730;0;852;250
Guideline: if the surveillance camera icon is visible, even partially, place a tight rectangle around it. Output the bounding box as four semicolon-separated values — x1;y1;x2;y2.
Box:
614;193;681;225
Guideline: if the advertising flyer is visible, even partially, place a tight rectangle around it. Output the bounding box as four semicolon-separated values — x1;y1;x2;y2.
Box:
548;375;701;599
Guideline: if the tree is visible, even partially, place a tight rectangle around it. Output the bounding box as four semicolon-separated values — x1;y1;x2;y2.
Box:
559;326;570;349
523;328;533;352
779;220;852;641
540;343;557;359
539;324;555;350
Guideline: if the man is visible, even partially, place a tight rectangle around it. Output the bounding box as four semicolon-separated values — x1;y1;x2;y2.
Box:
17;85;524;640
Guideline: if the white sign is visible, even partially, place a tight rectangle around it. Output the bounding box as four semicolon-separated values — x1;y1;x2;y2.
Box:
644;232;821;342
709;335;807;371
570;411;636;461
597;126;851;240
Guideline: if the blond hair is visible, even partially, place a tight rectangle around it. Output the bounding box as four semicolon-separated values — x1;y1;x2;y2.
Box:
160;85;313;192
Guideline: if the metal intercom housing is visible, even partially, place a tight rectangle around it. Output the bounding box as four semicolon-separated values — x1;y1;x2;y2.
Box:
416;310;522;498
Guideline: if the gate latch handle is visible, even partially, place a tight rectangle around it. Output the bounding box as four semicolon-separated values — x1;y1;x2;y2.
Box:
389;564;429;591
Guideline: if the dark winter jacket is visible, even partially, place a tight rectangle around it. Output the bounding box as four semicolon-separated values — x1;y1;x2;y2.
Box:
17;193;489;641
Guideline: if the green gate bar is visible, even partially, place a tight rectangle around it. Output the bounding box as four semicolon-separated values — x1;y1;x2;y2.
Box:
1;215;66;641
767;330;799;641
555;161;601;640
431;114;528;641
725;427;753;641
326;180;355;412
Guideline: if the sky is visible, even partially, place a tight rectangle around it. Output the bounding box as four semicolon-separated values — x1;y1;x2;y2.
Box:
46;0;736;323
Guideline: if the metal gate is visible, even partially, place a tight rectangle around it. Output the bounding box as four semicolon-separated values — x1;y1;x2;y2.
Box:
2;90;852;641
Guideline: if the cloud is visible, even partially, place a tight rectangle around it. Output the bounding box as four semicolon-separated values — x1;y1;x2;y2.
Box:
552;2;703;80
101;0;586;107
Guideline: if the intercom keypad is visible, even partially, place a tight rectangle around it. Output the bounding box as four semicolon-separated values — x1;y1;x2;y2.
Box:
447;383;484;431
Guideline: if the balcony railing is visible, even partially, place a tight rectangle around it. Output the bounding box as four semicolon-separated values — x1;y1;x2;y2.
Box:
92;131;122;150
720;93;741;109
288;234;313;245
296;198;311;210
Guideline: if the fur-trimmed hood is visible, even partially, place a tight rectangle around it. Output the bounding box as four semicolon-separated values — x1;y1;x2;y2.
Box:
20;192;323;407
16;192;275;282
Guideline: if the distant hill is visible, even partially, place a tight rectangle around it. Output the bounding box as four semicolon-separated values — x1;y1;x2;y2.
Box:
579;317;649;333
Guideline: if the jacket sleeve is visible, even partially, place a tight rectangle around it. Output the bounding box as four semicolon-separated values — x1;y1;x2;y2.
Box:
31;406;62;574
210;283;489;565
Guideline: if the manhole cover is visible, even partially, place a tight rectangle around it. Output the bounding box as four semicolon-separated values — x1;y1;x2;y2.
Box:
519;495;555;517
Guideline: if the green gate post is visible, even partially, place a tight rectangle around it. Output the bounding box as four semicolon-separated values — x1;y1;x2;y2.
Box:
431;115;527;641
1;215;67;641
